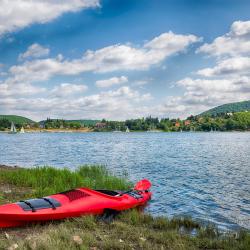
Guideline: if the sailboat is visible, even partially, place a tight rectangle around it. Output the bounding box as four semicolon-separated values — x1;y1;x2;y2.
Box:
20;126;25;133
9;122;17;134
125;127;130;133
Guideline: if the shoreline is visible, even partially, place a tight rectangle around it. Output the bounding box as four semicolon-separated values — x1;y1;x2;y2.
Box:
0;164;249;249
0;129;250;133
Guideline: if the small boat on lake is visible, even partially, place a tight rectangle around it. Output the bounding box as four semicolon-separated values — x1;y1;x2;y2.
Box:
20;126;25;133
8;122;17;134
0;179;152;228
126;127;130;133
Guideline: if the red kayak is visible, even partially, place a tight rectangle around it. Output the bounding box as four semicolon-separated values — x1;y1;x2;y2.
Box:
0;179;151;228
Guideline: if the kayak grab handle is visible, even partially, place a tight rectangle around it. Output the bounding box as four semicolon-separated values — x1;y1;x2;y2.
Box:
42;198;57;210
19;200;36;212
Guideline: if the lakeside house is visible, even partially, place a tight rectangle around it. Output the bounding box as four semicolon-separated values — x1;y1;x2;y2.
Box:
39;121;46;129
184;120;191;126
95;122;106;129
175;122;181;128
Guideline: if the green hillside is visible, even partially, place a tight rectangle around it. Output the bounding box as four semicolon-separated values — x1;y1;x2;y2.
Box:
0;115;35;125
199;100;250;117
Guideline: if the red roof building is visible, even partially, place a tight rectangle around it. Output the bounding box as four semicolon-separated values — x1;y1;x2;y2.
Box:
175;122;180;128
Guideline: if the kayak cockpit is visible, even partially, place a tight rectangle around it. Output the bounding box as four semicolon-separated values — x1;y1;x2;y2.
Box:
94;190;120;196
17;197;61;212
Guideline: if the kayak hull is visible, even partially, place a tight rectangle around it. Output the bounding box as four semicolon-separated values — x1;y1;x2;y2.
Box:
0;185;151;228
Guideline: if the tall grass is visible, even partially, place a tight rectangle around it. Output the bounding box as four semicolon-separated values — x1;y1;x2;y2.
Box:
0;165;131;197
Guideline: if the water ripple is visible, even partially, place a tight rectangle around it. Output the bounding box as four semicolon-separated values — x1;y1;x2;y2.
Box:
0;132;249;230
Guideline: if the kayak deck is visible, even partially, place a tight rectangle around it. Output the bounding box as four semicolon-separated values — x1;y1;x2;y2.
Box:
0;182;152;228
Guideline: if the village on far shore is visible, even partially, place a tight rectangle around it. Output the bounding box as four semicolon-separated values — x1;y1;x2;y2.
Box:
0;112;250;134
1;100;250;133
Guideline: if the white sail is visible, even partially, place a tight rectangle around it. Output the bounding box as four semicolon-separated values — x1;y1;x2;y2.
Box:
9;122;17;134
20;126;25;133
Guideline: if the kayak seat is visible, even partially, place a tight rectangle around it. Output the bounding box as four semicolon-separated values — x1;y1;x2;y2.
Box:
17;198;61;212
95;190;120;196
60;189;90;202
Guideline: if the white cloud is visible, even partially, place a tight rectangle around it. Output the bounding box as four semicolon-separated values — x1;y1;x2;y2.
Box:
19;43;50;61
0;0;100;36
197;57;250;77
178;77;250;97
96;76;128;88
51;83;88;97
157;20;250;117
0;86;152;120
3;31;200;88
144;31;201;53
0;82;45;97
0;30;200;120
197;20;250;57
231;20;250;36
158;76;250;118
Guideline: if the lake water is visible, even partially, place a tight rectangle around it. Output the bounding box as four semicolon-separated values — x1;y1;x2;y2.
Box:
0;132;249;230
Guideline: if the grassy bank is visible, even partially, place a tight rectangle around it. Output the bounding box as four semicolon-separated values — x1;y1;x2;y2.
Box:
0;165;249;250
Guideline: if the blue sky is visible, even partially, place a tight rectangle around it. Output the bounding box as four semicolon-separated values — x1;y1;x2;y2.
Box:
0;0;250;120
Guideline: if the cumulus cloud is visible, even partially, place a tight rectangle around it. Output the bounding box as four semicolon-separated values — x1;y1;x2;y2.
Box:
0;82;45;97
5;31;200;86
159;20;250;118
0;30;200;119
96;76;128;88
144;31;201;52
18;43;50;61
178;77;250;100
159;76;250;118
50;83;88;97
197;57;250;77
230;20;250;36
197;20;250;57
0;86;152;120
0;0;100;36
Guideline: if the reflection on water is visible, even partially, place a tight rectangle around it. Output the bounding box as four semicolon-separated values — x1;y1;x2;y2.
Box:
0;132;249;230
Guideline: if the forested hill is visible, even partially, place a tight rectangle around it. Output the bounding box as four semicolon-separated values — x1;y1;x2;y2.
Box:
0;115;35;125
199;100;250;117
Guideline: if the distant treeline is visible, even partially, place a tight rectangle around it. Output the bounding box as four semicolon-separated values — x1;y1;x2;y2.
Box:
94;112;250;132
41;118;82;129
0;118;33;131
0;111;250;132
